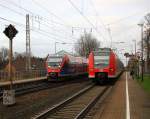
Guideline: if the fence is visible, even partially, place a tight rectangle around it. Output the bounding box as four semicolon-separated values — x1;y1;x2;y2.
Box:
0;70;47;82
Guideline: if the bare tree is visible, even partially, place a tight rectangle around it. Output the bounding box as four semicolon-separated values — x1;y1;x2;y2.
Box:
145;13;150;25
0;47;9;70
75;32;100;57
0;47;9;61
144;13;150;73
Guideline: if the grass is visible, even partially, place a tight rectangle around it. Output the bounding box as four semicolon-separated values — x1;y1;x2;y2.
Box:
136;74;150;93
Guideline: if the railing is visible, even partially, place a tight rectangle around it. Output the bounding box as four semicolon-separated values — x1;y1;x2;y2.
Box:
0;70;47;82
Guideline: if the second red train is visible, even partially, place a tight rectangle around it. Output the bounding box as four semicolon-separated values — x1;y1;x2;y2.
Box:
88;48;124;84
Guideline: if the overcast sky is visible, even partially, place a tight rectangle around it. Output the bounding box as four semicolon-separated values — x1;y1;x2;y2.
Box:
0;0;150;63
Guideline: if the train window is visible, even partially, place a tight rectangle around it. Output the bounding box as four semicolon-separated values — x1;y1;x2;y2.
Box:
94;51;110;56
47;56;62;62
47;56;62;67
94;55;109;68
48;62;61;67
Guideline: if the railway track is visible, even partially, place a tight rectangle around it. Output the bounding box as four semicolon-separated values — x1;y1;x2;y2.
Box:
0;82;54;100
0;78;91;101
32;84;110;119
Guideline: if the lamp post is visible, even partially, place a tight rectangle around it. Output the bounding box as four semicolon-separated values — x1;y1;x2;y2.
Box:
124;52;130;70
138;22;144;82
132;39;136;56
55;42;67;54
55;42;58;54
112;41;125;48
107;27;112;48
111;42;125;52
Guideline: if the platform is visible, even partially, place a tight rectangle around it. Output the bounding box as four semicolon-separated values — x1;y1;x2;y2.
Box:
94;72;150;119
0;76;47;87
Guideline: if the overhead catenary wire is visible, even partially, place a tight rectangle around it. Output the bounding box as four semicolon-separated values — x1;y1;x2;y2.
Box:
2;0;71;28
67;0;107;42
0;16;72;43
0;3;24;16
1;0;81;42
0;0;77;41
89;0;111;44
111;23;138;38
0;19;66;45
1;1;144;38
0;0;68;28
106;8;150;26
89;0;108;30
2;0;149;31
1;0;107;35
0;2;79;41
31;0;72;28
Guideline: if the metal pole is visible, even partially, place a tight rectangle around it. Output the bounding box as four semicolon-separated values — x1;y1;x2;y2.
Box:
3;24;17;105
108;27;112;48
55;42;56;54
141;26;144;82
26;14;31;71
133;40;136;56
137;56;140;78
126;57;127;70
135;40;136;56
9;38;13;89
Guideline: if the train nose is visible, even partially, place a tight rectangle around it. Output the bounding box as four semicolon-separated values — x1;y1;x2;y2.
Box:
48;72;58;78
97;72;108;79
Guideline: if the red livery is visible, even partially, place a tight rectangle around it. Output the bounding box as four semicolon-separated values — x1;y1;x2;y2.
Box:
88;48;124;83
46;54;87;81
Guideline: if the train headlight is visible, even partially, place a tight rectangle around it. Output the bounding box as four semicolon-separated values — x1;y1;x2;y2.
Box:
89;69;94;71
109;68;113;72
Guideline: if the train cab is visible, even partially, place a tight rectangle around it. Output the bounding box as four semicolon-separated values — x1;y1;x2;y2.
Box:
88;48;124;84
46;52;88;81
46;56;63;79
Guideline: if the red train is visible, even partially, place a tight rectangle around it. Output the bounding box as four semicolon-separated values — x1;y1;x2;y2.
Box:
88;48;124;84
46;54;87;81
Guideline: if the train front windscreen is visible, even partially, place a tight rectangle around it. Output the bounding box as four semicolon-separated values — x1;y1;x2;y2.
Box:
94;51;110;68
47;56;62;67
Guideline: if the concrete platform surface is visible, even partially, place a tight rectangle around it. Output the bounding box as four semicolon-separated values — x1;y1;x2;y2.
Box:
93;72;150;119
0;76;46;87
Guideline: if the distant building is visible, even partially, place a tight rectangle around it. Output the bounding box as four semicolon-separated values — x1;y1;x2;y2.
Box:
49;50;73;57
55;50;72;56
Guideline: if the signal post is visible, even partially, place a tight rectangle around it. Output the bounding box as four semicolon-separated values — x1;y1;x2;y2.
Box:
3;24;18;106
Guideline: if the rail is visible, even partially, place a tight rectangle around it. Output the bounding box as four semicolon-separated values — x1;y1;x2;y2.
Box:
32;85;110;119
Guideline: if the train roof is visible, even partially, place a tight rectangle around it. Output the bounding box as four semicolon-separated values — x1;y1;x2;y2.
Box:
67;55;87;64
97;48;111;52
93;48;112;55
47;50;87;64
47;55;63;62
